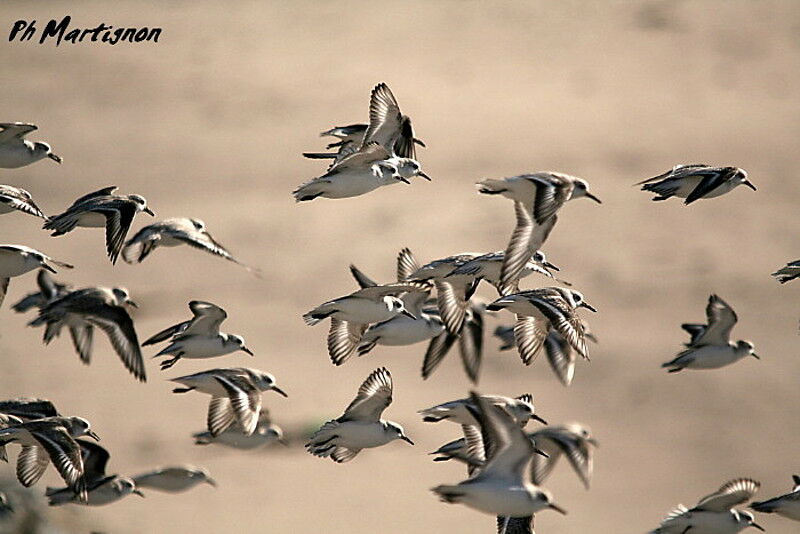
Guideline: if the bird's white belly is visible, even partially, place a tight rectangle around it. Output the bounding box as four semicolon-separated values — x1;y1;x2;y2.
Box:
173;336;230;358
136;476;198;492
321;170;387;199
685;345;741;369
334;298;393;323
0;144;40;169
686;511;741;533
159;235;185;247
85;484;128;506
335;421;393;449
672;177;736;199
76;211;107;228
0;203;15;215
457;481;544;517
370;316;442;345
178;375;228;396
209;430;272;450
0;253;37;277
774;500;800;520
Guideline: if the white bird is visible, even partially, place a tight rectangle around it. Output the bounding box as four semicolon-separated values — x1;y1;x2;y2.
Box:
0;244;73;309
121;217;258;274
12;269;71;314
171;367;287;437
305;367;413;463
772;260;800;284
751;475;800;521
477;172;601;293
419;393;545;427
303;282;423;365
193;410;286;450
636;164;756;204
34;286;146;382
143;301;254;371
0;416;100;502
663;294;758;372
132;466;216;493
487;288;596;365
447;250;561;291
43;186;155;264
0;185;48;220
46;439;144;506
294;83;429;201
494;321;597;386
0;122;62;168
650;478;764;533
432;392;567;523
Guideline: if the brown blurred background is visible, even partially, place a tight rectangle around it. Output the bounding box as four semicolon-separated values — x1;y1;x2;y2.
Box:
1;0;799;532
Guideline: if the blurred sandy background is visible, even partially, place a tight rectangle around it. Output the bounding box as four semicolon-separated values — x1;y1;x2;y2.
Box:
1;0;799;532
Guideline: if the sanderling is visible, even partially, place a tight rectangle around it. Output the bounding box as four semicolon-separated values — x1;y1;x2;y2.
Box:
494;321;597;386
529;424;597;490
448;251;560;291
12;269;72;314
0;416;100;502
663;294;758;372
650;478;763;533
171;367;287;437
430;424;548;473
46;439;144;506
772;260;800;284
488;288;596;365
293;84;429;201
193;409;286;449
0;185;48;220
0;123;62;168
477;172;600;293
121;217;259;275
306;367;413;463
304;91;426;162
419;393;545;427
143;301;253;371
303;282;424;365
132;466;216;493
43;186;155;264
348;259;444;355
432;392;566;521
34;286;146;382
0;245;73;309
750;475;800;521
407;252;483;335
636;164;755;204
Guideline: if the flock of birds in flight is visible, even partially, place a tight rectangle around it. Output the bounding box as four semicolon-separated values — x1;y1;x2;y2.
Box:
0;82;798;533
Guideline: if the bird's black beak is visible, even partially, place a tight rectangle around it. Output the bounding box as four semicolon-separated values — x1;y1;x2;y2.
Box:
580;302;598;313
532;414;548;425
205;478;218;488
48;153;63;164
543;261;560;271
751;522;765;532
548;503;568;515
88;430;101;441
42;263;57;273
241;346;254;356
272;386;288;398
144;207;155;216
752;353;760;360
396;176;411;184
400;435;414;445
277;437;289;447
534;446;549;458
585;192;602;203
418;171;432;181
133;489;145;497
744;180;757;191
401;309;417;320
